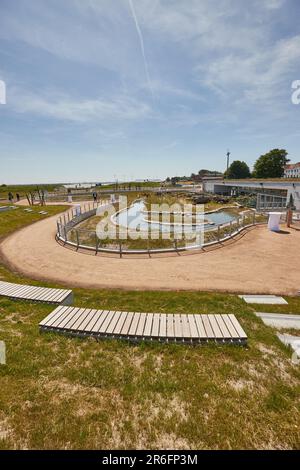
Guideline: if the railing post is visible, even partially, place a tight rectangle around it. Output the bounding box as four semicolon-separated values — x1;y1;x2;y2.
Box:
64;226;67;243
119;241;122;258
253;211;256;224
76;230;79;250
218;224;220;242
229;220;232;237
95;234;99;255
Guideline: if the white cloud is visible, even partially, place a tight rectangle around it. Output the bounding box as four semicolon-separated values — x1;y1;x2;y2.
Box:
197;34;300;105
10;88;152;122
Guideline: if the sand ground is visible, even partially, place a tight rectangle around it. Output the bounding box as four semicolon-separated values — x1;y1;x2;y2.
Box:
0;202;299;295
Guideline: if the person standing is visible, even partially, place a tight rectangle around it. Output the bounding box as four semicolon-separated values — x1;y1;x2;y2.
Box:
16;193;20;202
8;192;13;203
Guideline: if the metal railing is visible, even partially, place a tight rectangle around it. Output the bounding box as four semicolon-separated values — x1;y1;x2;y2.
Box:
56;203;268;256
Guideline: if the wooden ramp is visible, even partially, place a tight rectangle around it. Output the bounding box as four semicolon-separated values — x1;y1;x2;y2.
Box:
0;281;73;305
39;306;247;345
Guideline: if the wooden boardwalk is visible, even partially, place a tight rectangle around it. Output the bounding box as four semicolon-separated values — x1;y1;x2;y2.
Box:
39;306;247;345
0;281;73;305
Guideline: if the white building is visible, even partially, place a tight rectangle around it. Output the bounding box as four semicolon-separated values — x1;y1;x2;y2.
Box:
284;163;300;178
202;177;300;210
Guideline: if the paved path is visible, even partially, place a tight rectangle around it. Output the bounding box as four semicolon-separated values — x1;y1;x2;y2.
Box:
1;208;300;294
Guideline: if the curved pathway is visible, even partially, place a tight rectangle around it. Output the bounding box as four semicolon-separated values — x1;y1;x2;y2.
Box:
1;206;300;294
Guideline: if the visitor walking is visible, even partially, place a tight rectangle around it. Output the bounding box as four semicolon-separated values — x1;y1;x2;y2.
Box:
16;193;20;202
8;192;13;203
92;191;97;202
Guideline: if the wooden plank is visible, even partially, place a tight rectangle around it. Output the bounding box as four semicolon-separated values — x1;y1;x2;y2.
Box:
136;313;147;336
47;289;73;303
166;314;174;338
143;313;153;337
227;314;247;339
25;286;51;301
14;286;48;301
151;314;160;337
54;307;82;329
159;314;167;338
71;308;95;330
0;281;73;305
0;281;23;290
188;315;200;339
128;313;140;336
208;315;223;339
105;311;122;334
201;315;214;338
55;290;73;304
174;315;183;338
0;283;22;295
222;314;239;338
38;288;65;302
77;309;99;332
98;311;115;334
46;306;75;327
193;315;207;339
90;310;110;333
39;306;67;326
214;315;232;339
113;312;128;335
14;285;44;300
9;285;36;298
181;314;191;339
119;312;134;336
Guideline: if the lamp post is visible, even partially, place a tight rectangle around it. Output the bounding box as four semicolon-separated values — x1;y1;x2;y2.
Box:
226;150;231;172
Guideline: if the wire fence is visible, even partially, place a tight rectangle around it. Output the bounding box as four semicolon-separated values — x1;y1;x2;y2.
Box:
56;202;268;255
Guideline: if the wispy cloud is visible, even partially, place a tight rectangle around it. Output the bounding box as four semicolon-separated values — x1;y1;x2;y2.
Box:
128;0;154;97
9;88;152;123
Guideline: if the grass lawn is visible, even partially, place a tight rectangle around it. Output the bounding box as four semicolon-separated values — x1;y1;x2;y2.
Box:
0;205;69;241
0;207;299;449
0;184;60;201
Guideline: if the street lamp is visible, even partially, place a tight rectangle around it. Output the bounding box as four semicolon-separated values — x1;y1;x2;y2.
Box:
226;150;231;172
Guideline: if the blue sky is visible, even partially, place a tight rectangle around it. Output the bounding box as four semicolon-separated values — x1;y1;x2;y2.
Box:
1;0;300;184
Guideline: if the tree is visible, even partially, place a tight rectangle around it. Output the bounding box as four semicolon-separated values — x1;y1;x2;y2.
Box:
252;149;289;178
225;160;251;179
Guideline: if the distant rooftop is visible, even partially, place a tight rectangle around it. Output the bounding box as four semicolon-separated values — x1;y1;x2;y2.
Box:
285;162;300;169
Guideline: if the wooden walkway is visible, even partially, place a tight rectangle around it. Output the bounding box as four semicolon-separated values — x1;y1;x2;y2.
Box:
0;281;73;305
39;306;247;344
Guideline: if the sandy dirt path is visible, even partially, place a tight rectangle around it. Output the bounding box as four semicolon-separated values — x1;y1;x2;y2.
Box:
1;207;300;294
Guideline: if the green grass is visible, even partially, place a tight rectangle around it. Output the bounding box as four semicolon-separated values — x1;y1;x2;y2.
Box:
0;206;299;449
253;298;300;315
0;205;69;241
0;184;60;200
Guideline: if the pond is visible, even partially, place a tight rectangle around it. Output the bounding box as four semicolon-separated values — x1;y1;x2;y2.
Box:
113;200;237;233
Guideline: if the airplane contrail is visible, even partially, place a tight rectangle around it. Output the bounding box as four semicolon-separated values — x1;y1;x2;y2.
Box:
128;0;154;97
